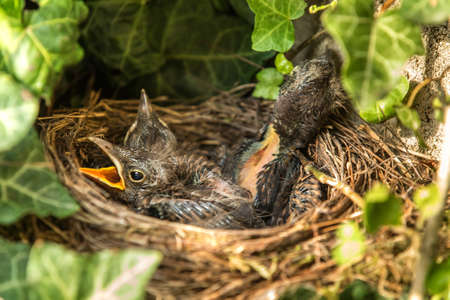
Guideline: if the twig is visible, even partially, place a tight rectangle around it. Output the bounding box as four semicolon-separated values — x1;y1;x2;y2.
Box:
297;152;364;208
409;106;450;300
406;78;432;108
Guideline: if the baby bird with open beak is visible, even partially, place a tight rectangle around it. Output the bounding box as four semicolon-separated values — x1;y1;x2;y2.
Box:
80;90;260;229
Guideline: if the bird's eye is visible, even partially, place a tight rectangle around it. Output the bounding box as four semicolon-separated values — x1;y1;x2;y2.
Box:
129;170;145;182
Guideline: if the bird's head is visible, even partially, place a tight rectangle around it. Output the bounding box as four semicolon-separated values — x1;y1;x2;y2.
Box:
273;58;341;149
80;89;177;205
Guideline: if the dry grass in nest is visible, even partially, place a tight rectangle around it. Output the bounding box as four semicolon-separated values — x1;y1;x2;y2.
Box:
37;87;437;299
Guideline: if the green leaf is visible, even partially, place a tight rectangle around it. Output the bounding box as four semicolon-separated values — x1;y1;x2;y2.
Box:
363;183;402;233
339;280;388;300
395;105;421;131
230;0;254;24
279;286;322;300
359;76;409;123
0;73;39;152
0;0;88;103
275;53;293;75
0;129;79;224
332;221;366;265
253;83;280;100
252;67;283;99
398;0;450;24
322;0;423;112
27;242;162;300
426;257;450;295
247;0;306;52
0;238;31;300
413;183;441;221
83;0;272;99
255;67;283;84
82;1;165;83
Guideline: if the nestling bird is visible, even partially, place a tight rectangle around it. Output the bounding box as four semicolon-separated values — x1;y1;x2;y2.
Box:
229;58;345;225
80;90;260;229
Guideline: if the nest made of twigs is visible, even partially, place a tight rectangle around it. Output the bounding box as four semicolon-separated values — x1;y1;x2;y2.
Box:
39;87;437;299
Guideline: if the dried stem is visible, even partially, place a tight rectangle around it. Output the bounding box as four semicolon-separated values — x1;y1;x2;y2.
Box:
409;107;450;300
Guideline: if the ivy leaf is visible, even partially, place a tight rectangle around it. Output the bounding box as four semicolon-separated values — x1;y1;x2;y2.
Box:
27;242;162;300
413;183;441;222
0;73;39;152
398;0;450;24
0;0;88;104
359;76;409;123
279;286;321;300
322;0;423;113
0;238;31;300
426;257;450;295
340;280;388;300
0;129;79;225
252;67;283;99
84;0;272;99
332;221;366;265
363;183;402;234
275;53;293;74
82;1;165;84
395;105;421;131
247;0;306;52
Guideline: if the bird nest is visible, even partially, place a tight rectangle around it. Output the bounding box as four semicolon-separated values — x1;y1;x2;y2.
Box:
38;87;436;299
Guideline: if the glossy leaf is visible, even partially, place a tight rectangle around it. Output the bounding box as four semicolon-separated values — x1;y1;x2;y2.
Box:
398;0;450;24
359;76;409;123
253;67;283;100
322;0;423;113
413;183;441;221
0;73;39;152
363;183;402;233
27;243;162;300
247;0;306;52
275;53;293;75
332;221;366;265
0;238;31;300
83;0;272;98
0;129;79;224
0;0;88;103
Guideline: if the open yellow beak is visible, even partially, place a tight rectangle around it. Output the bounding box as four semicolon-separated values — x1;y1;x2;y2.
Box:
79;166;125;190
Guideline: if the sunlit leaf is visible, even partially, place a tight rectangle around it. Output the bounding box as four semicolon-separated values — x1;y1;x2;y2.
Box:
0;73;39;152
363;183;402;233
396;105;421;131
322;0;423;112
332;221;366;265
247;0;306;52
275;53;293;75
0;0;88;103
413;183;441;221
359;76;409;123
0;130;79;224
252;67;283;99
0;238;31;300
398;0;450;24
27;242;162;300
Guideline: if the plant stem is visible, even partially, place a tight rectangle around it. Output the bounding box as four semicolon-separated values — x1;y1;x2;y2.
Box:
409;106;450;300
